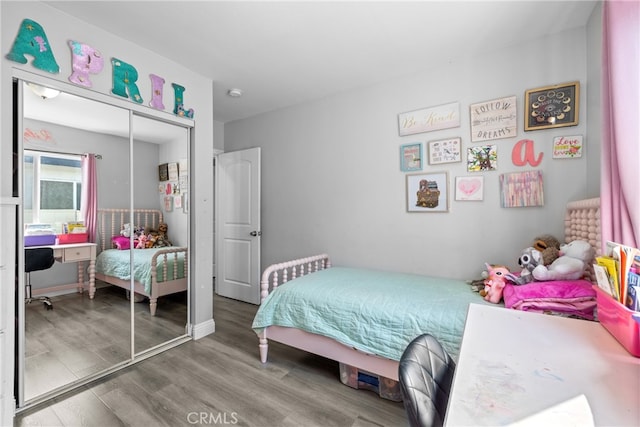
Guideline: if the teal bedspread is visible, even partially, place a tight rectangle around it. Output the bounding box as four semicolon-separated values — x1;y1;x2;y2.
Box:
252;267;493;362
95;248;186;294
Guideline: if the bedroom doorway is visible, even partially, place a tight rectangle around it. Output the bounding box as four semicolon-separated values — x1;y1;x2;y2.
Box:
215;148;261;304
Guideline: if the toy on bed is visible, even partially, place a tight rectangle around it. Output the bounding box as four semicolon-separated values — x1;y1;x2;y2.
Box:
505;234;561;286
533;234;561;266
483;263;510;303
503;239;598;320
532;240;595;281
505;247;542;285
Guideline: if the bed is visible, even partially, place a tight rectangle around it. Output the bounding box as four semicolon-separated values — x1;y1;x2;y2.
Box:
94;208;188;316
252;198;602;383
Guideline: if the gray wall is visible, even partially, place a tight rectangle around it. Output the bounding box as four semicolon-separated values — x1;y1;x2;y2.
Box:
225;24;600;280
1;1;214;331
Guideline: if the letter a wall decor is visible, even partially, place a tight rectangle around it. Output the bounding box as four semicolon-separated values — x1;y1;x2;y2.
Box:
6;18;60;73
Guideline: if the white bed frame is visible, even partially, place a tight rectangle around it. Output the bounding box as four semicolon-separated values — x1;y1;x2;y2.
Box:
257;198;602;382
95;208;188;316
258;254;400;381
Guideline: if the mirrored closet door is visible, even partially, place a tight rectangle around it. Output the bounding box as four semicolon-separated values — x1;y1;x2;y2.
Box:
15;74;192;409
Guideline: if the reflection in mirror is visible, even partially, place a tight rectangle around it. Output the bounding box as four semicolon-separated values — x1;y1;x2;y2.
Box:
22;81;132;403
131;113;189;353
19;79;192;408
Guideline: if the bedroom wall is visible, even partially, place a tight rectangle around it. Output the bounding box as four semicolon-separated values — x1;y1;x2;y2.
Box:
586;1;602;196
225;24;598;281
1;0;215;346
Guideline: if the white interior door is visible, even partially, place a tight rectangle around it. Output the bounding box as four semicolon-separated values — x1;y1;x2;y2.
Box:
215;148;261;304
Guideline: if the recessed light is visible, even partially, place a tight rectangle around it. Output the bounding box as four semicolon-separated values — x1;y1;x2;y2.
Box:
227;88;243;98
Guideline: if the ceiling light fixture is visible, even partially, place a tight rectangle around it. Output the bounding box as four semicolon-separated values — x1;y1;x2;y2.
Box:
27;82;60;100
227;88;243;98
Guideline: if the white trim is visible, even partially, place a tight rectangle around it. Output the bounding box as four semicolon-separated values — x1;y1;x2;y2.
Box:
191;319;216;340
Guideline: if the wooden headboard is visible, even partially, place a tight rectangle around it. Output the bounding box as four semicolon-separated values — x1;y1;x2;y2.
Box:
97;208;163;252
564;197;601;282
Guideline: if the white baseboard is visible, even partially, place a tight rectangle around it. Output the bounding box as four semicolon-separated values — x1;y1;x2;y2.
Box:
191;318;215;340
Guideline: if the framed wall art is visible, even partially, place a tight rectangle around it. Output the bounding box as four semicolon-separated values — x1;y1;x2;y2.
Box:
400;142;423;171
470;95;517;142
406;171;449;213
499;170;544;207
398;102;460;136
524;81;579;131
467;145;497;172
455;176;484;201
158;163;169;181
428;137;461;165
553;135;583;158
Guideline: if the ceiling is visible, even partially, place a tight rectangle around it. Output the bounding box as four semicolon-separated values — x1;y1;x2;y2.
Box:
43;0;598;124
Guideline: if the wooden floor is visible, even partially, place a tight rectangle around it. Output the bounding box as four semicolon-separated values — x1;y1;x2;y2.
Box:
15;290;407;427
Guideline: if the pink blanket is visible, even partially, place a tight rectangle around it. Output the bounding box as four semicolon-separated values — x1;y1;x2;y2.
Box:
503;280;596;320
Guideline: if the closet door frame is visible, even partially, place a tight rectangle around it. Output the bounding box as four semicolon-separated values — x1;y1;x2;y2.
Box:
13;69;194;412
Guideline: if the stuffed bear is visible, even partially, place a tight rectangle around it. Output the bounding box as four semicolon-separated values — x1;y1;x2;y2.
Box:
532;240;595;281
153;222;172;247
533;234;561;266
506;247;542;285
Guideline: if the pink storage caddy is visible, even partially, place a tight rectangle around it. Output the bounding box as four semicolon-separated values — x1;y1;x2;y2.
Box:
594;285;640;357
57;233;88;244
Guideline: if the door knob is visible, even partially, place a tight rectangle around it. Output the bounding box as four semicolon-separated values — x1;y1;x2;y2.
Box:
250;231;262;236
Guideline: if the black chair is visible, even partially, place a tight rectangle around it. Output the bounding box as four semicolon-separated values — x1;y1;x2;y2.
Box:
398;334;456;427
25;247;55;310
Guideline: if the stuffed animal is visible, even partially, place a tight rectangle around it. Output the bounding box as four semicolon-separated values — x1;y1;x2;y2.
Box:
506;247;542;285
532;240;595;281
135;234;148;249
121;223;132;238
533;234;561;266
483;263;510;303
153;222;172;247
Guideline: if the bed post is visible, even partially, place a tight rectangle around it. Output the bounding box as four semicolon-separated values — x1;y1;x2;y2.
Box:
257;254;331;364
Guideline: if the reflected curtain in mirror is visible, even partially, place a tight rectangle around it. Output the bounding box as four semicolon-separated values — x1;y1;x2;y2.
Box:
80;153;98;242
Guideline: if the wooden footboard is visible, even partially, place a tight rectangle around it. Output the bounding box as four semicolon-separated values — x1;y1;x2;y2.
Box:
95;246;188;316
259;253;331;302
256;253;401;380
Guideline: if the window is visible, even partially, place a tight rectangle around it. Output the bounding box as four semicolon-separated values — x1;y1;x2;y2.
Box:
24;150;82;232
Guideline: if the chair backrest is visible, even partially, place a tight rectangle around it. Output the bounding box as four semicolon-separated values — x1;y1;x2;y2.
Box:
25;247;55;273
398;334;456;427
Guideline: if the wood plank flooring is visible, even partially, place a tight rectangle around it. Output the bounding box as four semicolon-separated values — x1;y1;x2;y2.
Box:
15;290;407;427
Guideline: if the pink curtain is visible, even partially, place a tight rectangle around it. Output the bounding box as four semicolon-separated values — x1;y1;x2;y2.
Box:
601;0;640;249
81;153;98;243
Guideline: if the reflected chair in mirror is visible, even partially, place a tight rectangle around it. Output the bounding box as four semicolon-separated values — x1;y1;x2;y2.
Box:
25;247;55;310
398;334;456;427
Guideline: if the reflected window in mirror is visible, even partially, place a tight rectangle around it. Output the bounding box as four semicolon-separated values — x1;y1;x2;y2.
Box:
24;150;82;233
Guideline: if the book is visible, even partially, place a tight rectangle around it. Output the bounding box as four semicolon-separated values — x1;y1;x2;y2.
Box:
593;264;615;298
595;256;620;301
606;242;640;305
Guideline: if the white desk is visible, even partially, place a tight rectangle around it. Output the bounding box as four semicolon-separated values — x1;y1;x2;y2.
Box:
445;304;640;426
29;243;97;298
